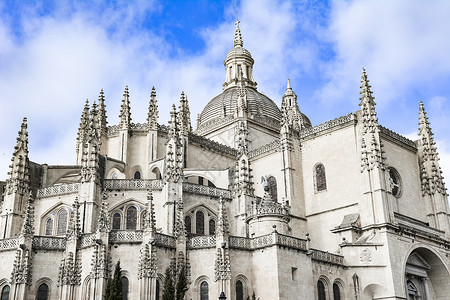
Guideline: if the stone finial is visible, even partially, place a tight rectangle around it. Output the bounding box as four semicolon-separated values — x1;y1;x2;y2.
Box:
119;85;132;129
168;104;178;140
6;117;30;196
216;197;229;237
76;99;90;158
178;91;192;136
142;190;156;233
281;79;305;131
418;101;447;196
19;192;34;238
98;89;108;136
234;19;243;48
147;86;159;130
67;197;81;240
97;191;110;232
173;200;186;239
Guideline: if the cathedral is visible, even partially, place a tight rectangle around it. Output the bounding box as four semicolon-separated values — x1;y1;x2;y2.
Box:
0;20;450;300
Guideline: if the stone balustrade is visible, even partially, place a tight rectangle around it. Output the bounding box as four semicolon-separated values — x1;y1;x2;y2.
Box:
80;233;96;248
248;140;280;159
229;233;308;252
37;183;80;198
32;236;67;250
0;237;19;251
182;182;232;199
247;201;291;220
187;235;216;249
310;249;344;265
300;113;355;139
109;230;143;243
154;233;176;249
104;179;163;190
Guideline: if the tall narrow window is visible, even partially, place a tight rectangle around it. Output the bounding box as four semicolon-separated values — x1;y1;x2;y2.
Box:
122;277;129;300
185;216;192;234
196;211;205;235
45;218;53;236
200;281;209;300
268;176;278;201
1;285;10;300
209;219;216;235
333;283;341;300
317;280;326;300
315;164;327;192
36;283;49;300
126;206;137;230
112;213;121;230
134;171;141;179
57;209;68;235
236;280;244;300
156;280;160;300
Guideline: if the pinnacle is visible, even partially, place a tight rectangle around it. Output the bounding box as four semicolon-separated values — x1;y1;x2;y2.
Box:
287;79;292;90
151;86;156;97
234;19;243;48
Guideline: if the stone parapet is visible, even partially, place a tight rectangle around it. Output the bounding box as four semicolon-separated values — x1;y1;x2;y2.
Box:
187;235;216;249
182;182;232;199
37;183;79;198
0;237;19;251
104;179;163;190
32;236;66;250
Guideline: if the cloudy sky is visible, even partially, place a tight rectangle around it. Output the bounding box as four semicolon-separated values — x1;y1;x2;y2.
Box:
1;0;450;183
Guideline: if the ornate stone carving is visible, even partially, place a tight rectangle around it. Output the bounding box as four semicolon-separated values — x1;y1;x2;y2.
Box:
147;87;159;130
359;248;372;264
96;192;110;233
91;243;110;279
174;200;186;239
182;182;232;199
11;248;32;285
142;190;156;234
6;117;29;196
178;91;192;136
216;197;229;237
299;113;355;139
104;179;163;190
57;251;82;286
19;192;34;238
214;248;231;281
138;243;157;279
98;89;108;137
119;86;131;129
37;183;80;198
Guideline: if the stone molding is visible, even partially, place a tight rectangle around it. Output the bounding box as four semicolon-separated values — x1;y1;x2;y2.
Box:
379;125;416;149
32;236;67;250
182;182;232;199
248;140;280;159
299;113;355;140
104;179;163;190
37;183;79;198
0;237;19;252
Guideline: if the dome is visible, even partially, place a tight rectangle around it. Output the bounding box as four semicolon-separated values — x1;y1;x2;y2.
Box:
197;87;282;128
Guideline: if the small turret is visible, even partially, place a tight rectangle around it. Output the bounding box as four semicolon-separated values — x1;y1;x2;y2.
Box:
119;86;132;130
281;79;306;131
147;87;158;130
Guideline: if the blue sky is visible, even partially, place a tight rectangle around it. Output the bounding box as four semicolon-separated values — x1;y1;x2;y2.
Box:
1;0;450;183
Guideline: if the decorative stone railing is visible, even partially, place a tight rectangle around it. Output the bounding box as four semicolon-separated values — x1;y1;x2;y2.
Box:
187;235;216;249
80;233;96;248
248;140;281;159
195;115;234;136
104;179;163;190
130;122;149;133
109;230;143;243
0;238;19;251
32;236;67;250
247;202;290;220
310;249;344;265
154;233;176;249
299;113;355;139
252;115;282;131
379;126;417;149
229;236;252;250
229;233;308;252
189;132;237;157
37;183;80;198
182;182;232;199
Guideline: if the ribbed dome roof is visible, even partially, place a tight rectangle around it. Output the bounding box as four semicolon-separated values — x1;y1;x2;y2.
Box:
198;87;281;127
225;47;253;61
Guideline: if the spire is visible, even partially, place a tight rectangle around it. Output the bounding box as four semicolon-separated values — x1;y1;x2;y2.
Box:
97;191;110;232
76;99;90;163
234;19;243;47
88;100;100;141
418;101;447;196
98;89;108;136
178;91;192;136
142;190;156;234
19;192;34;238
6;117;30;196
168;104;178;140
281;79;305;131
119;85;131;129
147;86;159;130
359;68;378;134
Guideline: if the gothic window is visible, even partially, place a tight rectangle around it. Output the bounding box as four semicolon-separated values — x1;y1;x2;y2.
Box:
388;168;402;198
126;206;137;230
57;209;68;235
236;280;244;300
36;283;49;300
1;285;10;300
200;281;209;300
112;213;121;230
333;283;341;300
317;280;326;300
122;277;129;300
185;216;192;234
196;211;205;235
45;218;53;235
315;163;327;192
134;171;141;179
268;176;278;201
209;219;216;235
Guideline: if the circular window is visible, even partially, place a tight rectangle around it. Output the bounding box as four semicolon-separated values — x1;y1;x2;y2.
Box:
388;168;402;198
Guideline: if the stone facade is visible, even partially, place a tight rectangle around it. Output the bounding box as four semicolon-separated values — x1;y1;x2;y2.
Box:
0;21;449;300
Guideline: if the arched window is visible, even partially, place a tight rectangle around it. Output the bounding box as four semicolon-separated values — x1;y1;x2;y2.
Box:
36;283;49;300
236;280;244;300
156;280;160;300
45;218;53;235
126;206;137;230
388;168;402;197
315;164;327;192
185;216;192;234
122;277;129;300
1;285;10;300
196;211;205;235
317;280;326;300
57;209;68;235
268;176;278;201
112;213;121;230
200;281;209;300
209;219;216;235
333;283;341;300
134;171;141;179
